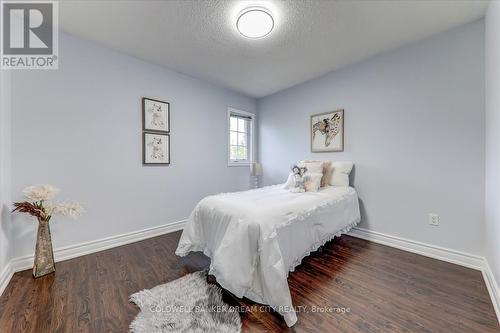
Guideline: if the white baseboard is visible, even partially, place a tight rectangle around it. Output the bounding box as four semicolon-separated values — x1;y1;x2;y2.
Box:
0;262;13;296
9;219;187;273
348;226;500;324
348;227;484;270
482;260;500;323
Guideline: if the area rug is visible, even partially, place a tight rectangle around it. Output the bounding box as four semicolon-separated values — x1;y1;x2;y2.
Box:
129;271;241;333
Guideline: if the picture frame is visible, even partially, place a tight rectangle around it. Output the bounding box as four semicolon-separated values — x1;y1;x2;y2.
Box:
143;132;170;165
142;97;170;133
310;109;344;152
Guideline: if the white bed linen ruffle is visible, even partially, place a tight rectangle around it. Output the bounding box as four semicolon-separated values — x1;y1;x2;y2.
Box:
175;185;361;327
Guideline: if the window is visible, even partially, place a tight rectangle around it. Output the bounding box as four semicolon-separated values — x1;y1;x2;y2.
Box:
228;108;254;166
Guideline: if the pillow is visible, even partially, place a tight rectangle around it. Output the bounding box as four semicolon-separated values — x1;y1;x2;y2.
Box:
300;160;333;187
321;161;334;187
298;161;324;174
329;161;353;187
304;173;322;192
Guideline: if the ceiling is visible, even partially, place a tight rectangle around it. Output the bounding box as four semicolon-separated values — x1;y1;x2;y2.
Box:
58;0;489;98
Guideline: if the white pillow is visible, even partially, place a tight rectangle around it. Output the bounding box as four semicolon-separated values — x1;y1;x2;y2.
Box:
299;161;324;174
304;173;322;192
329;161;353;187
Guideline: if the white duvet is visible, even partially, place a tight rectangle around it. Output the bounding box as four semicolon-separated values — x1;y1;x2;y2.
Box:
175;185;361;326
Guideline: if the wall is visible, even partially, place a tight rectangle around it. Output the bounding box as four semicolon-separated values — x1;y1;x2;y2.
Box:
0;69;12;278
485;1;500;290
10;33;256;258
258;21;485;255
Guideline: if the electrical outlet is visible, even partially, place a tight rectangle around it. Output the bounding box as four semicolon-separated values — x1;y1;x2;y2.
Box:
429;213;440;226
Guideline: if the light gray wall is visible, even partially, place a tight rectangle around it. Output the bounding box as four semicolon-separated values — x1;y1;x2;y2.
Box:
8;21;488;262
485;2;500;285
258;21;485;255
10;33;256;258
0;69;12;275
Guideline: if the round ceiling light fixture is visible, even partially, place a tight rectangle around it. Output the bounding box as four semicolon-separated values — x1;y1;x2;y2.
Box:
236;7;274;39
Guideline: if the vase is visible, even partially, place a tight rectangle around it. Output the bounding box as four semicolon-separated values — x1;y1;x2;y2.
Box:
33;217;55;278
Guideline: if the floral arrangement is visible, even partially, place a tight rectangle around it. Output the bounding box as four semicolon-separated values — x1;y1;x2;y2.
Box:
13;184;83;222
13;184;84;278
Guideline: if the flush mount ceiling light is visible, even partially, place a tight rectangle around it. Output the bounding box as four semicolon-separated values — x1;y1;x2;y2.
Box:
236;7;274;39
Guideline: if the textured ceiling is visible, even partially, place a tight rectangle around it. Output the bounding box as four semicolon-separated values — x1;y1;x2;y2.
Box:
58;0;489;98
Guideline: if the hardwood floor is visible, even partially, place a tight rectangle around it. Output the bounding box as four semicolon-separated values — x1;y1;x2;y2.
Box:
0;231;498;332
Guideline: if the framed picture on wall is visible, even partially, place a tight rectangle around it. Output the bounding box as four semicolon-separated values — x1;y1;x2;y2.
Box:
143;132;170;165
142;97;170;132
310;109;344;152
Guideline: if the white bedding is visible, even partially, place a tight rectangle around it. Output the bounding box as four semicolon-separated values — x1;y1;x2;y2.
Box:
175;185;361;326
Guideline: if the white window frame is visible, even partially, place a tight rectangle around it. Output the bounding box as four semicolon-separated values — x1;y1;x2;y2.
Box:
227;107;254;167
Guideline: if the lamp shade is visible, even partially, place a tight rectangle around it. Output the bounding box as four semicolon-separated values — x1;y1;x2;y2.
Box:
250;162;263;176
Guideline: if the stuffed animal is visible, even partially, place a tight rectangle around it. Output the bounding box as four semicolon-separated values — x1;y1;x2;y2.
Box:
290;164;308;193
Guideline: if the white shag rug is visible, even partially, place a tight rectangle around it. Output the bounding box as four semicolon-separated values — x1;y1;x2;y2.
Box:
129;271;241;333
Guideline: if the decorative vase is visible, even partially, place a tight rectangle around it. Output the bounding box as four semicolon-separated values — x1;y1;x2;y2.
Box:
33;217;55;278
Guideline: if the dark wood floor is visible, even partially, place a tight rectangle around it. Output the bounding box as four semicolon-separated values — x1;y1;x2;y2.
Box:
0;231;498;333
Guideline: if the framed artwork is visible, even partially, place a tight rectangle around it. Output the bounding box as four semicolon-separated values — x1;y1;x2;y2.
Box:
143;132;170;165
142;97;170;132
311;109;344;152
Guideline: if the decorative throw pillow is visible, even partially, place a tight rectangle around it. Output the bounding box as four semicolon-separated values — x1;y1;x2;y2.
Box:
329;161;353;187
320;161;334;187
299;161;324;174
304;173;323;192
300;160;333;187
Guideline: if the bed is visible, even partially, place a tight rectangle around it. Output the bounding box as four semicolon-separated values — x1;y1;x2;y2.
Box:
175;184;361;327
